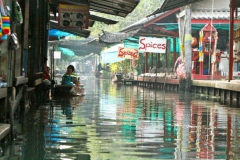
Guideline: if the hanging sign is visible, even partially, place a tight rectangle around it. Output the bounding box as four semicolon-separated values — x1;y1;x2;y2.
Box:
138;37;167;53
118;47;139;60
54;51;61;59
58;4;89;29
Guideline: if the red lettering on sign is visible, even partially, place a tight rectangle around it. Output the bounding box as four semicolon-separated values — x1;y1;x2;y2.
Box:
139;37;166;51
119;48;138;59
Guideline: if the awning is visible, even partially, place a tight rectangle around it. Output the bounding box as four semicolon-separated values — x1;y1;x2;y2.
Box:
49;0;140;18
58;47;75;56
117;8;180;39
59;39;104;56
49;29;76;37
162;24;237;31
101;44;125;64
151;0;203;15
99;29;141;43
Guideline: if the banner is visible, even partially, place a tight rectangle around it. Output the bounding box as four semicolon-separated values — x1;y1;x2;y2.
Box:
58;4;89;29
118;47;139;60
138;37;167;53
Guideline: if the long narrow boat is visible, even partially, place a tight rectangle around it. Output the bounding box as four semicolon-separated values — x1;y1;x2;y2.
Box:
112;74;123;82
53;84;85;97
53;75;85;97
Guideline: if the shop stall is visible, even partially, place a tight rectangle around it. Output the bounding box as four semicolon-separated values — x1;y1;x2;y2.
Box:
192;23;225;80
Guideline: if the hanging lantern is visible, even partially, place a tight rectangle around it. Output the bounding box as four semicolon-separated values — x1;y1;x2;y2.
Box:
192;37;198;47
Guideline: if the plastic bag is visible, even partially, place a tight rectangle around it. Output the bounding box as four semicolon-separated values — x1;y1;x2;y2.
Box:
8;33;19;50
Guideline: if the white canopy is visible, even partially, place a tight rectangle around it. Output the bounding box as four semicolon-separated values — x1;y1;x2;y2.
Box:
101;44;125;64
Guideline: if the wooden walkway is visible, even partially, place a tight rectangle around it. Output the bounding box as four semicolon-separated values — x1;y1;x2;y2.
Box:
132;76;240;106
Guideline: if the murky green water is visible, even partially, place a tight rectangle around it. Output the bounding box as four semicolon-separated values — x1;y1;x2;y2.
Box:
1;77;240;160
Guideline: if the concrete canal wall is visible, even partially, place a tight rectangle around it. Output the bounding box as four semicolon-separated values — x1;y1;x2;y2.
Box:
133;76;240;107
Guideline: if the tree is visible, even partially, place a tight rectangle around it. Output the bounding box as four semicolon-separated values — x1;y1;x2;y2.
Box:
89;0;164;37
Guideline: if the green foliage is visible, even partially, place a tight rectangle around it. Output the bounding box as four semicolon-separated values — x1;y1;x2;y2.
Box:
89;0;164;37
109;59;131;74
109;63;119;73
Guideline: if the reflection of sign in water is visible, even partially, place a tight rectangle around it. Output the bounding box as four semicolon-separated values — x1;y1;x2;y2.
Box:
58;4;89;29
118;47;139;60
139;37;167;53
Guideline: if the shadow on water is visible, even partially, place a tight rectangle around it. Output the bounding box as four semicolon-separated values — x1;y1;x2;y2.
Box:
1;77;240;160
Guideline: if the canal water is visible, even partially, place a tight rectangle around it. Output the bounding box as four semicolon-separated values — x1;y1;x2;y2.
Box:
1;76;240;160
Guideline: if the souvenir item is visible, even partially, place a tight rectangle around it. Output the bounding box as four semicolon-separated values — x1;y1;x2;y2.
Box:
8;33;19;50
12;0;23;25
2;16;10;34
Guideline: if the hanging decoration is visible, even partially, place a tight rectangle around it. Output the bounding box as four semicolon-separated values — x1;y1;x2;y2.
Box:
0;11;2;40
211;32;218;63
0;0;11;42
2;16;10;34
12;0;23;25
198;30;204;62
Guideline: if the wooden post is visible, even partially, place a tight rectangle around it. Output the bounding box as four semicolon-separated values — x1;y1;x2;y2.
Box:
173;38;177;69
145;53;149;73
178;8;186;92
157;53;160;68
151;53;153;69
184;6;192;92
9;87;16;139
166;39;170;68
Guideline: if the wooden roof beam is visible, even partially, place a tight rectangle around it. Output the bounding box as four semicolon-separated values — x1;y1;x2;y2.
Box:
152;25;179;37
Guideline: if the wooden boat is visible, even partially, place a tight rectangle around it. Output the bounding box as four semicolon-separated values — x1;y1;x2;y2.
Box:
53;84;85;97
112;74;123;82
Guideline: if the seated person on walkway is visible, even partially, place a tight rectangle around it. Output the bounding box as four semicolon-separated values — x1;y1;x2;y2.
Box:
43;57;51;85
62;65;78;85
173;56;183;73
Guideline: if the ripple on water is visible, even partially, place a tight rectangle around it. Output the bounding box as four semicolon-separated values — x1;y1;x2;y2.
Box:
2;78;240;159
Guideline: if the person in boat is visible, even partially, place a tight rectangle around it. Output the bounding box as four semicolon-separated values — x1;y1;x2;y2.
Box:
62;65;78;85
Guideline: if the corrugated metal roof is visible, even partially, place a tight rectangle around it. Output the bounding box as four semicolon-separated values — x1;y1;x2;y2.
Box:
191;10;240;20
151;0;203;15
120;8;180;33
49;0;140;17
192;10;230;20
120;12;166;32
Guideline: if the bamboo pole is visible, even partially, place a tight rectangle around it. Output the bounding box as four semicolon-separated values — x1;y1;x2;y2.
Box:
178;9;186;92
184;6;192;92
229;0;235;81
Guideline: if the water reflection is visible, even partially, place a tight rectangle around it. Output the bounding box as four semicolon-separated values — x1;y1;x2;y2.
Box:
1;78;240;160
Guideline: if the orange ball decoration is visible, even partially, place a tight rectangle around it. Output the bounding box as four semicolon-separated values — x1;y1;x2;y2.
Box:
192;37;198;47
